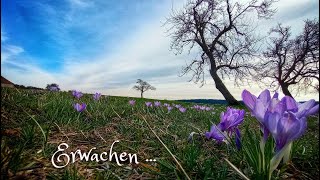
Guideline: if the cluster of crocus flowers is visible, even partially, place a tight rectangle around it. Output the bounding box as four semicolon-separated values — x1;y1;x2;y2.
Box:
242;89;319;178
72;90;83;99
205;107;245;150
141;101;188;113
71;90;87;112
192;105;213;111
93;92;101;101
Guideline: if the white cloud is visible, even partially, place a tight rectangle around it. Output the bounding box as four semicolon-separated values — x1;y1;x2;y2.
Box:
1;45;24;63
1;0;318;101
1;29;7;42
67;0;92;8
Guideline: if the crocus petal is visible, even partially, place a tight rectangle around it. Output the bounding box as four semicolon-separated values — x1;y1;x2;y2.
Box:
74;103;86;112
264;111;282;136
258;89;271;104
268;98;281;113
272;92;279;99
282;112;307;142
253;99;268;122
280;96;298;112
298;99;316;111
81;103;87;111
305;104;319;116
227;113;238;125
235;128;241;150
242;90;257;111
220;111;225;123
266;111;306;152
205;132;211;139
205;124;225;142
233;110;245;125
262;126;270;143
295;100;317;118
273;100;286;115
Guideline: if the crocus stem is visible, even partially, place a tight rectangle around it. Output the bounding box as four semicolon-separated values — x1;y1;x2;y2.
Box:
269;143;290;180
259;140;265;173
77;112;81;122
282;142;292;163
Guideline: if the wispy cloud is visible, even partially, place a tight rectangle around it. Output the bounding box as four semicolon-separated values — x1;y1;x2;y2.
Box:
67;0;92;8
1;29;24;64
1;0;318;101
1;29;7;42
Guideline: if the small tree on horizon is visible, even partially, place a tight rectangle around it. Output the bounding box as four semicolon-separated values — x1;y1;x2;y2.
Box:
133;79;156;98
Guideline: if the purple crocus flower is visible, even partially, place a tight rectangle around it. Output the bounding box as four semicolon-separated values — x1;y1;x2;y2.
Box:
129;100;136;106
175;104;182;109
264;97;319;152
192;105;200;110
205;124;225;142
179;107;187;113
154;101;161;107
73;103;86;112
242;89;319;148
218;107;245;132
205;107;212;111
145;102;153;107
242;89;319;176
163;103;170;107
72;90;83;99
93;92;101;101
167;106;173;112
205;107;244;150
200;106;206;111
242;89;279;142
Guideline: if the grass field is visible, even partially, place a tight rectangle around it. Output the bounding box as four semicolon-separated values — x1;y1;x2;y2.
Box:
1;87;319;179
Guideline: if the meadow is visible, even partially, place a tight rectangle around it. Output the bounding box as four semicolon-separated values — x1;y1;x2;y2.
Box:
1;87;319;179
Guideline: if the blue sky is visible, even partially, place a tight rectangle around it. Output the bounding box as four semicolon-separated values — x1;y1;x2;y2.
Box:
1;0;319;100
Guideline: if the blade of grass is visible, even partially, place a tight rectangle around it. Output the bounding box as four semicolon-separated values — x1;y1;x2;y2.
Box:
23;109;47;144
224;158;250;180
139;113;191;180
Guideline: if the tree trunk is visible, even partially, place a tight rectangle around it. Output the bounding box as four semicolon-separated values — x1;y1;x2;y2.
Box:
141;91;143;98
280;83;293;97
210;70;239;105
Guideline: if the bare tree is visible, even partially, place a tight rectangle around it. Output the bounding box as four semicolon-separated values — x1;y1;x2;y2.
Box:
256;19;319;97
165;0;275;105
133;79;156;98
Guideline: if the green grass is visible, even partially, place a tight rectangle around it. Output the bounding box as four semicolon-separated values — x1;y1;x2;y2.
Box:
1;87;319;179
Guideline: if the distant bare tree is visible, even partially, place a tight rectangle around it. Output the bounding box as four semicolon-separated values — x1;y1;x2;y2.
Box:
256;19;319;97
133;79;156;98
165;0;276;105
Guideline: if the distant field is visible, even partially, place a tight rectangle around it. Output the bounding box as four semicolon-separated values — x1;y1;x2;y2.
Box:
177;99;229;105
178;99;320;105
1;87;319;179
